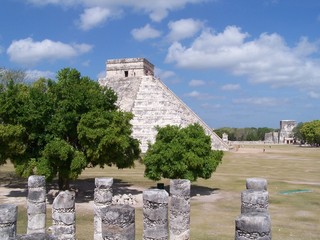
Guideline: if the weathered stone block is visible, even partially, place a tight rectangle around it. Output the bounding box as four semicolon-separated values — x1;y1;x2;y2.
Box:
52;191;75;209
28;175;46;188
52;212;75;225
241;190;269;214
143;189;169;240
95;178;113;189
170;179;191;240
94;178;113;240
170;197;190;213
143;189;169;203
51;225;76;235
27;202;46;214
101;205;135;240
15;233;57;240
27;189;46;203
94;189;113;204
0;204;17;240
246;178;268;191
27;213;46;231
170;179;190;197
235;213;271;240
52;191;76;240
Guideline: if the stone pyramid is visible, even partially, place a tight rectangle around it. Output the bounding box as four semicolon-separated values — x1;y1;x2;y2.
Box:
99;58;229;153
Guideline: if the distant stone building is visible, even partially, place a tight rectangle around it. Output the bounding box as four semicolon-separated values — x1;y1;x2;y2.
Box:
264;120;297;144
264;132;279;143
99;58;229;153
222;133;229;143
278;120;297;144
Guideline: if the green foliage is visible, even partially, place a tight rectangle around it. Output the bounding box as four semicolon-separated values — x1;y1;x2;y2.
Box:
292;122;304;142
0;68;140;189
78;110;140;169
300;120;320;146
214;127;277;141
0;67;26;86
143;123;223;181
0;124;26;165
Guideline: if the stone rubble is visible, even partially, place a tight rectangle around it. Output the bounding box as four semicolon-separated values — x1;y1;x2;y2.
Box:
112;193;137;205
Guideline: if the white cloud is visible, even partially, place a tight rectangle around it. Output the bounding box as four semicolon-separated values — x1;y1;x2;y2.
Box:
26;0;209;22
131;24;161;41
308;91;320;99
7;38;92;65
78;7;111;31
165;25;320;91
189;79;206;86
221;84;240;91
167;18;203;42
81;60;91;67
185;90;214;100
233;97;285;106
201;102;221;109
155;67;180;84
25;70;55;81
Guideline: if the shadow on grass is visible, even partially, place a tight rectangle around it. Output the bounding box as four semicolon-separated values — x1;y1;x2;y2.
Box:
191;185;220;197
46;178;143;204
151;184;220;197
1;175;28;199
1;174;219;204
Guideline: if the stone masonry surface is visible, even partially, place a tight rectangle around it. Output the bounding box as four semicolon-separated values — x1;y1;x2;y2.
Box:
99;58;229;153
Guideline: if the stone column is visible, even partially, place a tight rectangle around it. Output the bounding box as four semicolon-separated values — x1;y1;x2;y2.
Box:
241;178;269;214
143;189;169;240
51;191;76;240
101;205;135;240
0;204;17;240
27;175;46;234
235;178;271;240
94;178;113;240
170;179;190;240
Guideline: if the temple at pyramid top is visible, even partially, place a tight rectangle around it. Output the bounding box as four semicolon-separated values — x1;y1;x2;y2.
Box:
99;58;229;153
106;58;154;78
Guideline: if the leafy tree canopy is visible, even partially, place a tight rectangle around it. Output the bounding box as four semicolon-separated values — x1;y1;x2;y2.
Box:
300;120;320;146
292;122;304;142
0;68;140;189
143;123;223;181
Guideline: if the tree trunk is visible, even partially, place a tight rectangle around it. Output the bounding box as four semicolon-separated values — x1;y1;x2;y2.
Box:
58;173;70;190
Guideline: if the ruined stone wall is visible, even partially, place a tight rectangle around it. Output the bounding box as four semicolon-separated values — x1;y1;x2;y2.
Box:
99;58;229;153
278;120;296;143
105;58;154;78
264;132;279;143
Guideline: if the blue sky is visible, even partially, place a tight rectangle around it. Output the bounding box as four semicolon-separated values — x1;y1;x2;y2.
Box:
1;0;319;129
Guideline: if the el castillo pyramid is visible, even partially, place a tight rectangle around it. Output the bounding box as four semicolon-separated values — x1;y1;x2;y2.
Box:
99;58;229;153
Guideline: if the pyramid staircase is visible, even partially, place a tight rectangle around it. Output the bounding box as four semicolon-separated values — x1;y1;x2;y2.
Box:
101;75;229;153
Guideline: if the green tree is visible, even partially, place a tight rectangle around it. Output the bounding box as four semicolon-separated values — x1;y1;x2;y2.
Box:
292;122;304;143
0;124;26;165
0;68;140;189
300;120;320;146
143;123;223;181
0;67;25;86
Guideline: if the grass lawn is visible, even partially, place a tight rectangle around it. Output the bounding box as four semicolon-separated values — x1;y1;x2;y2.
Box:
0;144;319;239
